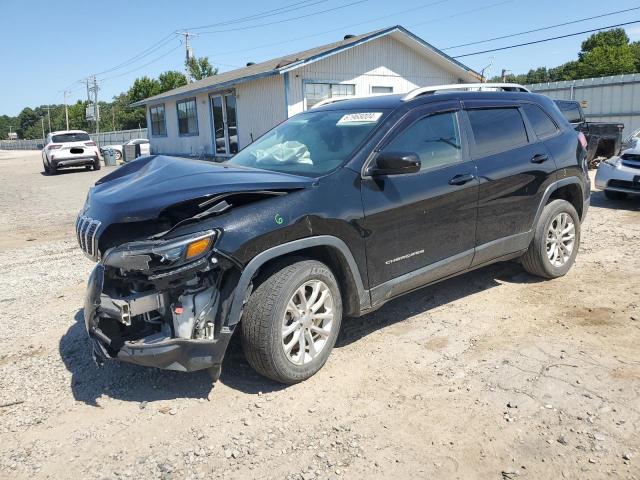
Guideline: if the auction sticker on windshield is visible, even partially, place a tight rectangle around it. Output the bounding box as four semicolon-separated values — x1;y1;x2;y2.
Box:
337;112;383;124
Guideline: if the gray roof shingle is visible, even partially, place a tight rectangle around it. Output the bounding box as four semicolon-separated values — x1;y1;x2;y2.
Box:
132;25;478;106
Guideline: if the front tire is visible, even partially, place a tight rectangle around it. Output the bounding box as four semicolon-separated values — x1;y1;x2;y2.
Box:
521;199;580;279
604;189;627;200
241;259;342;384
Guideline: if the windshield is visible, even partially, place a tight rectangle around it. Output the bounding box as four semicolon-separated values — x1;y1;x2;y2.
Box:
226;109;387;176
52;132;90;143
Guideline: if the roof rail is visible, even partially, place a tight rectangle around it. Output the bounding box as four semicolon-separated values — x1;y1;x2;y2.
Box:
402;83;530;101
310;93;393;109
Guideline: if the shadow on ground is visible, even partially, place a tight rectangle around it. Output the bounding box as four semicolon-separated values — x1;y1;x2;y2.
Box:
59;261;535;404
590;189;640;211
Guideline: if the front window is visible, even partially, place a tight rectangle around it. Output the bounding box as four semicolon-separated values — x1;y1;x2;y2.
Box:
150;104;166;136
382;111;462;171
227;109;388;177
177;98;198;136
304;82;355;109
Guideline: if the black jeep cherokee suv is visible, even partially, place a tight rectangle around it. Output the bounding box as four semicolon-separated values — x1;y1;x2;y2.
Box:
78;87;589;383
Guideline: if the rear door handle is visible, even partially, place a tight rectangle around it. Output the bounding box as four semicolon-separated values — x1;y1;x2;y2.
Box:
531;154;549;164
449;173;476;185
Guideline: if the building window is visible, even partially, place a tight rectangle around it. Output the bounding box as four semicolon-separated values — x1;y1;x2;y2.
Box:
149;104;166;136
176;98;198;136
304;82;355;109
372;86;393;94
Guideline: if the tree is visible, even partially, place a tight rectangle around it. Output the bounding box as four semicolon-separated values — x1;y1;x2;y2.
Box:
158;70;187;91
494;28;640;84
186;56;217;81
581;29;629;55
127;76;161;103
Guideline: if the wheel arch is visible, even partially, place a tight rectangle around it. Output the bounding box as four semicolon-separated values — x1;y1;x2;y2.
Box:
224;236;369;327
533;178;586;230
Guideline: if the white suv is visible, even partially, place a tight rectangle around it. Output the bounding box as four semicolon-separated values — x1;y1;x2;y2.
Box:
42;130;101;175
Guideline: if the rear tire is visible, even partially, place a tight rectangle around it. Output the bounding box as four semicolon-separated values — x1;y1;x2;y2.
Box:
93;158;101;171
241;259;342;384
521;199;580;279
604;189;627;200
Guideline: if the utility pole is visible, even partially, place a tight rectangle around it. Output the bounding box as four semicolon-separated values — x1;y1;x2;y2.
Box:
63;90;70;130
177;31;198;83
46;105;52;133
41;117;45;143
87;75;100;136
501;69;511;82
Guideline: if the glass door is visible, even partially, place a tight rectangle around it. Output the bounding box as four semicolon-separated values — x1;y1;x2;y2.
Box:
210;93;238;156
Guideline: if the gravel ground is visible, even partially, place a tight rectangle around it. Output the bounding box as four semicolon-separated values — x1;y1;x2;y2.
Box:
0;150;639;480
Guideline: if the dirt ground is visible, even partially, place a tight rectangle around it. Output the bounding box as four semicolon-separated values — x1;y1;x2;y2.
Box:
0;150;638;480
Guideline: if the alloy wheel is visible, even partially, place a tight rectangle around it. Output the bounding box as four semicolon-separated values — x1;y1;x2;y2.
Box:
281;280;334;366
546;212;575;267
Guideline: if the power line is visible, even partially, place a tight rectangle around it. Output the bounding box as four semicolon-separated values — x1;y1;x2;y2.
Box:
99;44;183;82
444;5;640;50
204;0;450;59
185;0;329;30
408;0;513;28
197;0;370;34
453;20;640;58
92;33;178;77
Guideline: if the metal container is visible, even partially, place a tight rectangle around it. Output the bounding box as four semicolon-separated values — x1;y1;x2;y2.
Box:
103;147;117;166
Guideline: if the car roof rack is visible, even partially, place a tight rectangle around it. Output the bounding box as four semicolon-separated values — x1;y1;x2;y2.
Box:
402;83;530;101
310;93;393;109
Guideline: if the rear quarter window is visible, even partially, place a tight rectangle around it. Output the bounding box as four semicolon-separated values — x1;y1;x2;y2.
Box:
467;108;528;157
521;104;558;139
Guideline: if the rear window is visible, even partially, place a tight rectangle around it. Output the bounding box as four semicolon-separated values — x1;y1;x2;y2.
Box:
555;101;582;124
52;132;90;143
467;108;529;157
522;104;558;138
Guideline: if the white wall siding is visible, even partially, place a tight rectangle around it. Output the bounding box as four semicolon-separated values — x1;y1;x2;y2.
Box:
286;35;471;116
150;92;213;157
236;75;286;147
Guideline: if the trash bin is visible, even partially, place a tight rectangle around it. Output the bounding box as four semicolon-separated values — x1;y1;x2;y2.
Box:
103;147;117;166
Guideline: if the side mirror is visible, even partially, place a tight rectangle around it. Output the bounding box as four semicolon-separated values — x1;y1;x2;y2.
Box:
370;151;421;176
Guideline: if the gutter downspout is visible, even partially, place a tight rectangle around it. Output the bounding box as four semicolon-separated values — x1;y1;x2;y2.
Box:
284;72;290;119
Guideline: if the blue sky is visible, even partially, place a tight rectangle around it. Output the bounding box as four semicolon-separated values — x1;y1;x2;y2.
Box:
1;0;639;116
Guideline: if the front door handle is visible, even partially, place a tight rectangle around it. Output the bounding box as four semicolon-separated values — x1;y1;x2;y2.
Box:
449;173;476;185
531;153;549;164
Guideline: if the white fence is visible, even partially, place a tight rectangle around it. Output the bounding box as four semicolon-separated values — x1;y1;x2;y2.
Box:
0;128;148;151
527;74;640;133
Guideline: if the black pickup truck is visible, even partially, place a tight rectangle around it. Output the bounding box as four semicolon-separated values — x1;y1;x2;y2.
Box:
554;100;624;167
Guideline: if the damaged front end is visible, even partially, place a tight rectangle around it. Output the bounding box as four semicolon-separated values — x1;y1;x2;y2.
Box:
84;229;236;372
77;155;315;374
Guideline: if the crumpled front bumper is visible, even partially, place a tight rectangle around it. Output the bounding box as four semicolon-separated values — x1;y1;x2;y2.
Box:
84;264;232;372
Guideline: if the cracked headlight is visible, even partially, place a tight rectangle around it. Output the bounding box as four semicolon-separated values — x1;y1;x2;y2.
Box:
102;230;216;271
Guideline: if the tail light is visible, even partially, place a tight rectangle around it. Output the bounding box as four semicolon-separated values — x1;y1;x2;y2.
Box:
578;132;587;149
47;144;62;150
85;141;97;146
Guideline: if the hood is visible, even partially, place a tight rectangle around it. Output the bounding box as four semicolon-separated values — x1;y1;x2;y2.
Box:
84;155;315;224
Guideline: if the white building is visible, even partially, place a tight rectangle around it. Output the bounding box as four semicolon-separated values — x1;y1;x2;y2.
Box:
132;25;481;159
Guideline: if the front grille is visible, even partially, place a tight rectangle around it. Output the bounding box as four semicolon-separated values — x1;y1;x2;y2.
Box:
621;153;640;161
608;179;640;191
75;214;102;259
622;160;640;169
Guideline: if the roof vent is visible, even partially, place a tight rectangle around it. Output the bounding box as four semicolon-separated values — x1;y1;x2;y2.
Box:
344;34;355;40
246;62;255;66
